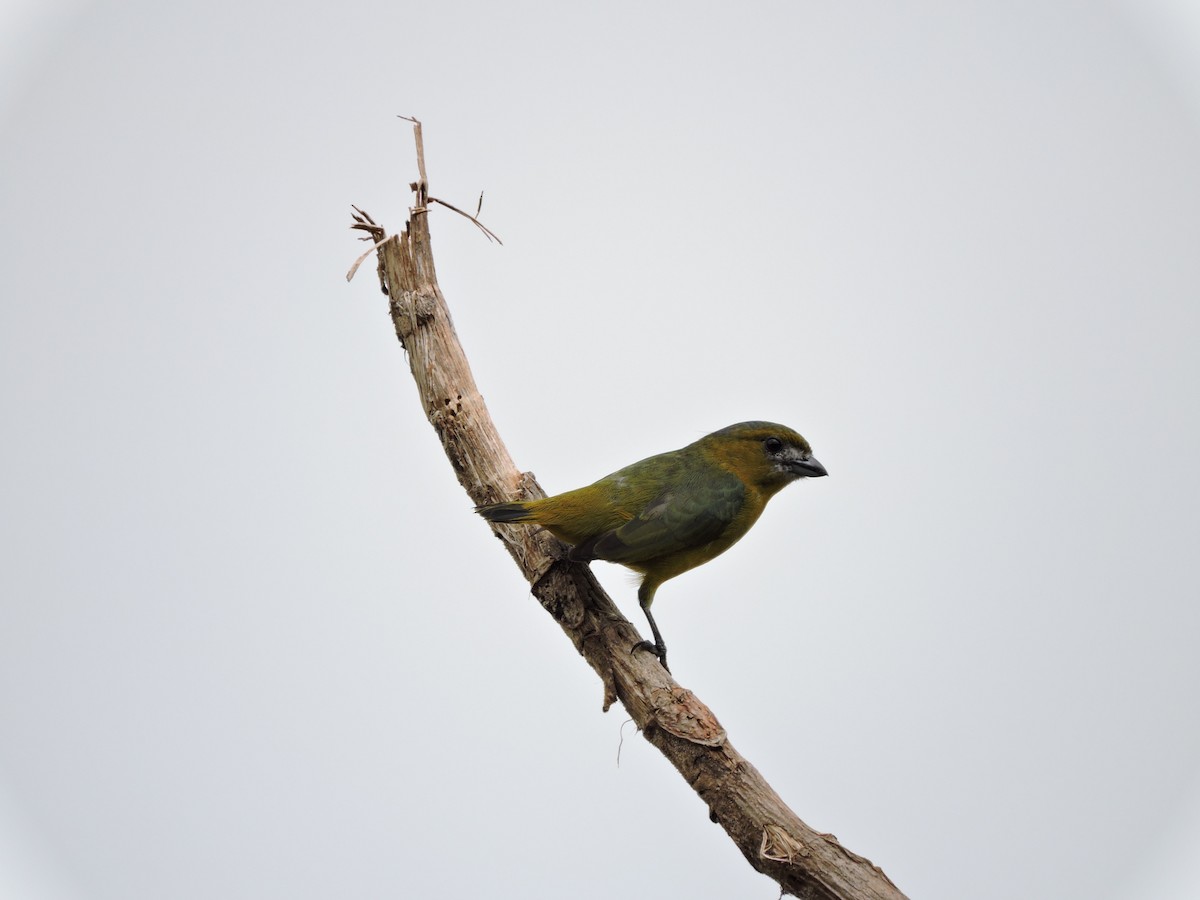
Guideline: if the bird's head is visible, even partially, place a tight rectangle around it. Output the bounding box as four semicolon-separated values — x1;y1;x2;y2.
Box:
700;421;827;495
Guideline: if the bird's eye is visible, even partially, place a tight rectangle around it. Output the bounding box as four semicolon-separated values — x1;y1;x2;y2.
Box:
763;437;784;454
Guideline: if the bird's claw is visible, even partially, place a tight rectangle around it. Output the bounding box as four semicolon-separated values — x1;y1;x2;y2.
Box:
631;639;670;673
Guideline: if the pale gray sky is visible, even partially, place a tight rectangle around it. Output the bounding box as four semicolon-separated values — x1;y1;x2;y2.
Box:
2;2;1199;899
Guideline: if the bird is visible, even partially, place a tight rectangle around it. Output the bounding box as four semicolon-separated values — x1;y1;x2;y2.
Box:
476;421;827;671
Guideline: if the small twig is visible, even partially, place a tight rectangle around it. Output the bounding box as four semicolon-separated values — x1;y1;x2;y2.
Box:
386;120;502;244
346;233;394;282
428;196;504;244
616;718;636;768
397;115;428;205
349;205;385;239
346;205;390;282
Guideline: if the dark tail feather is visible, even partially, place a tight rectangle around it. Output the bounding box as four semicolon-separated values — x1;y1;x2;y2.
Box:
475;501;535;523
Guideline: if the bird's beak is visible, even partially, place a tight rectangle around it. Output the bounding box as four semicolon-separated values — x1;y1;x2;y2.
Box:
788;455;827;478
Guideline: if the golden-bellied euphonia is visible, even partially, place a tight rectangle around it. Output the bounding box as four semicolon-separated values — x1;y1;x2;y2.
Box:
477;421;826;671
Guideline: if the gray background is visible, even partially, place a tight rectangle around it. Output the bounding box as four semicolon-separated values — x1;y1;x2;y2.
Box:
2;2;1199;898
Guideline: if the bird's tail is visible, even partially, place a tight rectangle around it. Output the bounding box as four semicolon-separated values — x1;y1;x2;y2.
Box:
475;501;537;523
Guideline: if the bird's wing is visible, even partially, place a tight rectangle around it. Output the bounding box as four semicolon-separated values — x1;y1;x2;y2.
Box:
571;470;746;565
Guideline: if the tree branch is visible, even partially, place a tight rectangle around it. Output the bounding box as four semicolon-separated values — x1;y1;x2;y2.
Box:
348;119;907;900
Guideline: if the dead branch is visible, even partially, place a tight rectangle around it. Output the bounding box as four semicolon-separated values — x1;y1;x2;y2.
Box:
347;119;906;900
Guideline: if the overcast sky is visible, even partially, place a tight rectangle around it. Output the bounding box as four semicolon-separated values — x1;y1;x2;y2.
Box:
2;2;1200;899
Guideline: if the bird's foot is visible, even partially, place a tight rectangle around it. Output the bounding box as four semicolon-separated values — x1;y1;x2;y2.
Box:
631;639;669;673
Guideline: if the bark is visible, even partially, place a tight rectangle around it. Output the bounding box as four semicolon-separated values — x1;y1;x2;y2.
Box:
348;120;907;900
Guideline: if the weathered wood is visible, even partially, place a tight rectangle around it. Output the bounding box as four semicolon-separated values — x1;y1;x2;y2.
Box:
349;120;906;900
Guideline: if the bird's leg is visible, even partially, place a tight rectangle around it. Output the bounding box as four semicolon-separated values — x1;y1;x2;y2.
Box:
631;584;669;672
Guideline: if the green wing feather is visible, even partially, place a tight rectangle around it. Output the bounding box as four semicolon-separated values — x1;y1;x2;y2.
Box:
572;468;745;565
